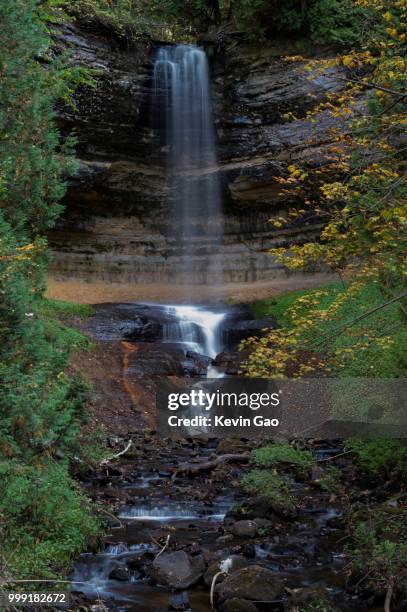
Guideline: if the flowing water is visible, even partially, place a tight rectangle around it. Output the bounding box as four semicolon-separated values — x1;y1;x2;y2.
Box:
70;303;354;610
162;304;226;358
69;42;353;612
71;433;348;611
153;44;223;285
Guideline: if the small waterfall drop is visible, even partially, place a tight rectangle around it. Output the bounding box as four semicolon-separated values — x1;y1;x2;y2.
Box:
163;304;226;359
153;44;223;285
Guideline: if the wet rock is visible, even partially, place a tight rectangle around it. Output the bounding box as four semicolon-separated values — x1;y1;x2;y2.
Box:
86;534;104;554
230;520;258;538
326;514;344;529
188;542;201;555
204;555;248;588
128;344;187;376
253;518;273;532
50;19;349;286
285;586;333;610
220;599;258;612
169;591;191;610
125;318;163;342
240;543;256;559
222;316;277;348
149;551;205;589
181;352;211;377
216;438;248;455
217;534;235;545
186;351;212;369
108;565;130;581
227;496;297;521
126;551;153;571
219;565;284;602
212;351;242;375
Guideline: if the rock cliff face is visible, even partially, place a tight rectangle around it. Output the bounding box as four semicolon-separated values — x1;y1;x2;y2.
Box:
49;22;344;284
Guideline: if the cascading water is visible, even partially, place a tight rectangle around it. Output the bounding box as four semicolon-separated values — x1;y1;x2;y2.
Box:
163;305;226;359
153;44;223;285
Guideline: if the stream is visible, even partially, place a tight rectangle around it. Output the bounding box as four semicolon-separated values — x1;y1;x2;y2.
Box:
69;302;352;612
68;40;352;612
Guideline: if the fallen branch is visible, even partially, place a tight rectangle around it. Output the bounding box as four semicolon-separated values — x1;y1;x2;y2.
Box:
210;571;224;610
317;449;354;463
333;74;406;98
100;440;133;465
174;453;250;476
314;292;407;349
153;534;170;561
384;578;394;612
97;508;123;529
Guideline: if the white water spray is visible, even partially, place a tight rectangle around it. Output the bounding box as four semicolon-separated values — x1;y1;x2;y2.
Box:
163;304;226;359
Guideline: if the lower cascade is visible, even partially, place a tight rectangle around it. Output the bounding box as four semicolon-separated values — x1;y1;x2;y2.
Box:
162;305;226;359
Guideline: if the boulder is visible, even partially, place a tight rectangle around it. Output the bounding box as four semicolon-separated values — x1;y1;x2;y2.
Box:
212;351;242;375
181;351;212;377
220;599;258;612
149;551;205;589
204;555;248;588
230;520;258;538
108;565;130;581
285;586;334;610
227;496;297;521
126;551;153;571
219;565;284;602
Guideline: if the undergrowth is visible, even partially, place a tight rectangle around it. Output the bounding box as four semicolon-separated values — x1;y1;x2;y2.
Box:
251;442;315;471
241;469;296;512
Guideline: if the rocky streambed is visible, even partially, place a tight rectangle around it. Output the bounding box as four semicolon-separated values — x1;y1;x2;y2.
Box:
66;301;366;612
71;433;350;612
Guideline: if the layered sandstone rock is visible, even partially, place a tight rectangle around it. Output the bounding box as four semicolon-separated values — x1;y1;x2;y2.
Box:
49;22;345;284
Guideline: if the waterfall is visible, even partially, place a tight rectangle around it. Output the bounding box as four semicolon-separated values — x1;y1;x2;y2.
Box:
153;44;223;285
162;304;226;358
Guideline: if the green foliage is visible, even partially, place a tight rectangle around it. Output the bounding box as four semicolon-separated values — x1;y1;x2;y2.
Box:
319;465;341;492
308;0;369;46
74;425;110;468
345;504;407;598
0;0;101;581
250;285;323;325
69;0;370;45
245;280;407;378
346;439;407;481
223;0;370;44
0;462;100;579
299;601;336;612
70;0;204;41
251;442;315;471
0;1;78;239
241;469;296;511
38;298;95;320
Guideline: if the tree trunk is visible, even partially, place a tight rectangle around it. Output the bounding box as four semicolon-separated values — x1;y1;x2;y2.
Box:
207;0;221;24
